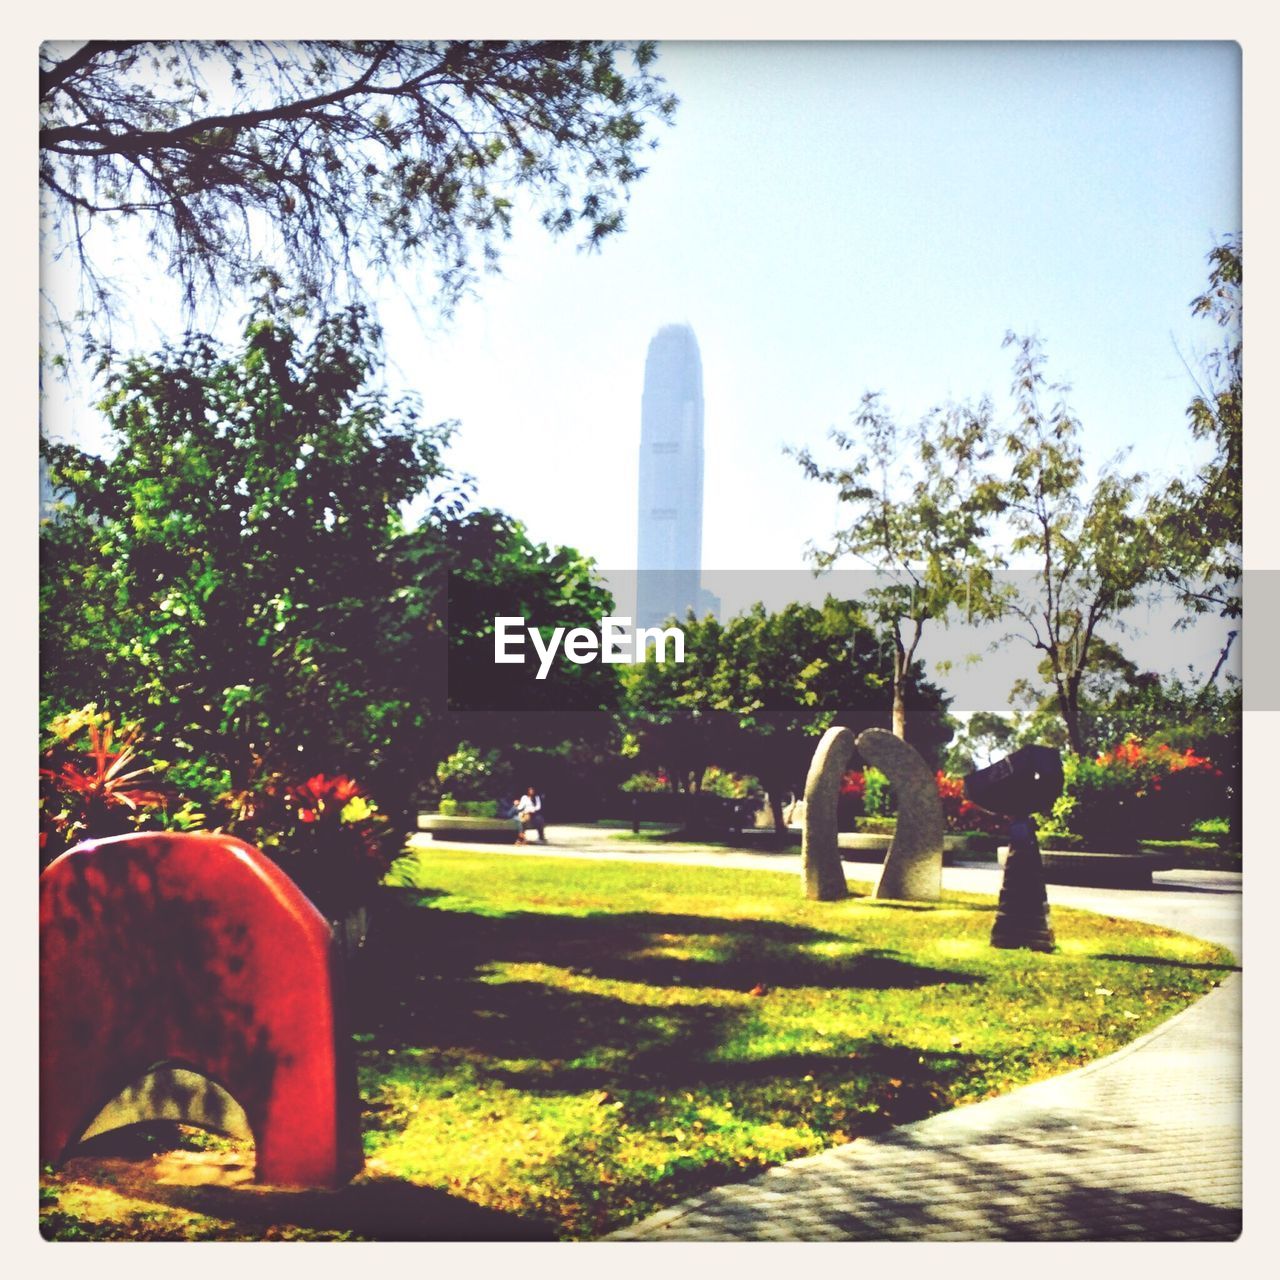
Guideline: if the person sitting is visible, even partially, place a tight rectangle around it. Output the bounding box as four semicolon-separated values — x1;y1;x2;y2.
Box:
515;786;546;844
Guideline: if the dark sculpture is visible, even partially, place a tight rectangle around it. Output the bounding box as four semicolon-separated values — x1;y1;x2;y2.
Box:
964;746;1063;952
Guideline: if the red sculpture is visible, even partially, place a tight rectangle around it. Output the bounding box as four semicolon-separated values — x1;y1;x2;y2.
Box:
40;831;364;1187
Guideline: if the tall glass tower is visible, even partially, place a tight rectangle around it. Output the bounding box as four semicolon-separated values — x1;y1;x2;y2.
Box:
636;325;705;629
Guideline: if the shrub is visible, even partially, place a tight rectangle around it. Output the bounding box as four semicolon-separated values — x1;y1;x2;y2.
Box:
856;815;898;835
1051;739;1227;849
39;706;170;864
935;771;1006;835
699;767;762;800
436;742;513;804
836;766;894;818
1191;816;1232;844
621;770;672;794
863;766;891;817
436;796;501;818
230;772;398;921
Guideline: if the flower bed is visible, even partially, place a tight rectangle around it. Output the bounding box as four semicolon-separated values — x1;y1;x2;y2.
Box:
1039;739;1228;852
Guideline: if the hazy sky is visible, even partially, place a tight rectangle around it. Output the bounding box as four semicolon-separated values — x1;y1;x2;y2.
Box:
42;40;1242;699
373;41;1241;576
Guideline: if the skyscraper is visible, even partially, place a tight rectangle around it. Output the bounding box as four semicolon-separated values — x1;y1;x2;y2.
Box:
636;324;706;629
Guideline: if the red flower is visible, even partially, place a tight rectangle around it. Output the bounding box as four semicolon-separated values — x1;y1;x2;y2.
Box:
288;773;363;823
39;721;168;813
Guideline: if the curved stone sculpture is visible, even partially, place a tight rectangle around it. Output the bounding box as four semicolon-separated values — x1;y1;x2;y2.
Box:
801;726;854;900
41;831;363;1188
856;728;944;902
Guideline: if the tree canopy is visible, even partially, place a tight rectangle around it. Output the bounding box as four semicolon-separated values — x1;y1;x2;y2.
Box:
41;303;459;816
995;332;1159;757
39;40;677;346
621;599;951;831
789;393;1005;738
1153;235;1242;629
39;303;623;828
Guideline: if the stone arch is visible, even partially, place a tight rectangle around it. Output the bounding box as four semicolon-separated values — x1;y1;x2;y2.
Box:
41;831;363;1188
855;728;944;902
801;726;855;900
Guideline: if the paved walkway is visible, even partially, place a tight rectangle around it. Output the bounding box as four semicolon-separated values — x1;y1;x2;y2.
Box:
414;824;1242;1241
610;973;1240;1241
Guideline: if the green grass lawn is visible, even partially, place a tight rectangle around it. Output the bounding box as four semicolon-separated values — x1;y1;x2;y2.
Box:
41;850;1236;1242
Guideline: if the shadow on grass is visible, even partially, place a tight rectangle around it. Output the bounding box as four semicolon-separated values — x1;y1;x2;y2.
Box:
351;890;985;1114
492;1040;978;1126
354;892;984;1050
46;1144;557;1242
145;1177;557;1241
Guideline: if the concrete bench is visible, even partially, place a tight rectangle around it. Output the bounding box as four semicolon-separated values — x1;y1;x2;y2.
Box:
834;833;998;865
998;847;1173;889
417;813;520;842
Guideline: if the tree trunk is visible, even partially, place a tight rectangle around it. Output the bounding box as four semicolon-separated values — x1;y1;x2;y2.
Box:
769;790;786;836
892;681;907;740
1058;689;1085;757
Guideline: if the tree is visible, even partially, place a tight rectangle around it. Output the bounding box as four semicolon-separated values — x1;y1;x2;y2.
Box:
41;321;630;830
426;507;629;816
40;40;677;346
621;599;951;832
996;334;1160;757
441;507;621;717
942;710;1018;776
790;395;1004;738
40;302;464;826
1153;236;1242;639
1005;638;1155;753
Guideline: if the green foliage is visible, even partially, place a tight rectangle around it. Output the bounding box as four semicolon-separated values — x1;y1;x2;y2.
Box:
1191;816;1231;839
436;795;501;819
861;766;891;817
41;302;625;842
242;772;398;919
41;304;460;828
1012;657;1240;840
38;706;170;863
1030;777;1080;847
442;508;622;717
790;395;1005;737
40;41;678;345
699;767;762;800
1153;236;1242;622
855;815;898;835
435;741;513;804
620;598;951;830
1000;241;1242;753
943;711;1017;776
621;770;672;794
998;334;1159;756
1032;740;1228;851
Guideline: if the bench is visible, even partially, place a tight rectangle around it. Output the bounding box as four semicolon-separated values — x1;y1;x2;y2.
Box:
998;847;1173;889
417;813;520;843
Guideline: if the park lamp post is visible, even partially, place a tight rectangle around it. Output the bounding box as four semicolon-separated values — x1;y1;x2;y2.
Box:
963;745;1064;952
